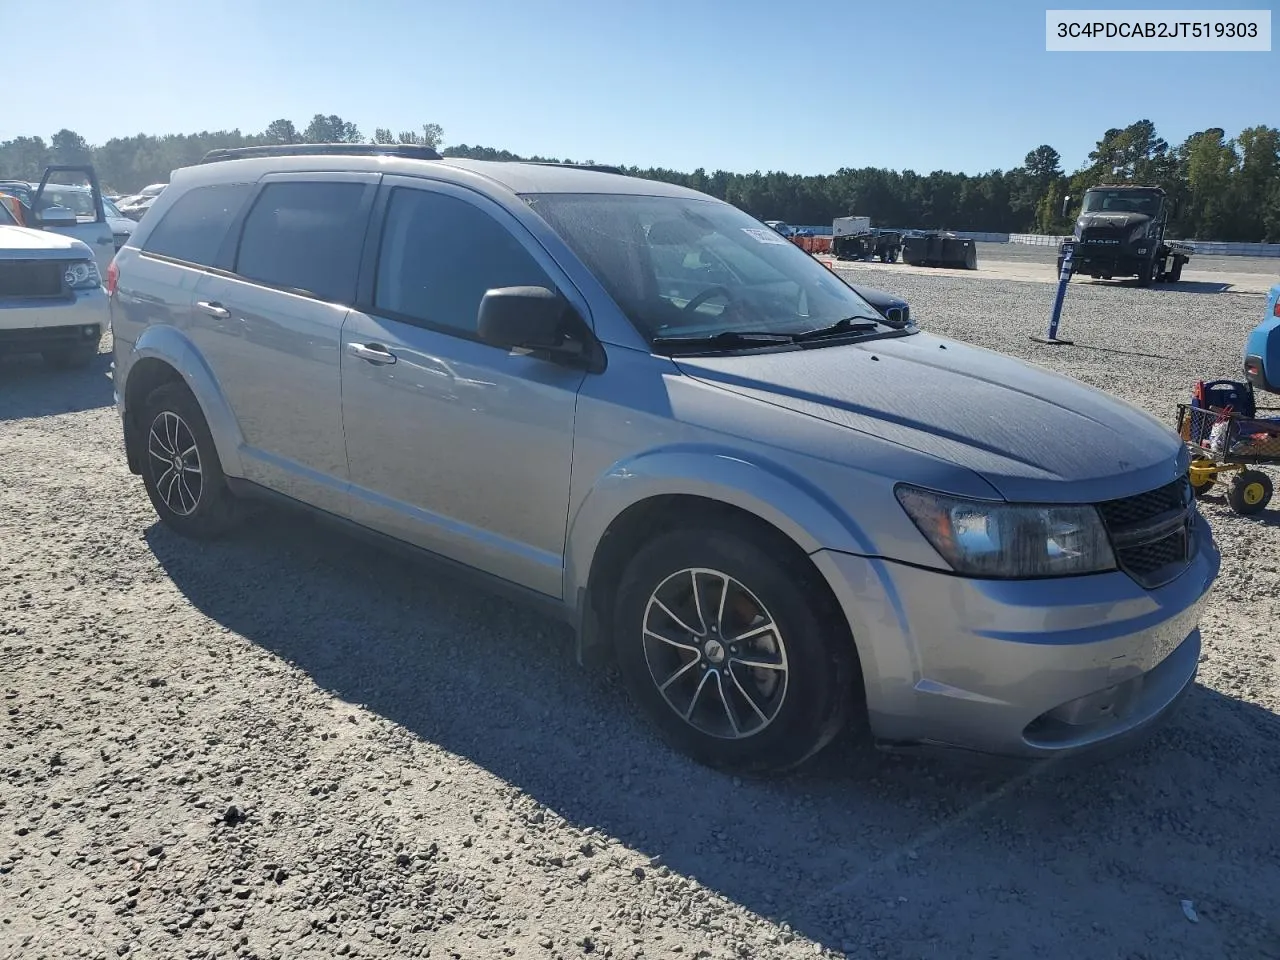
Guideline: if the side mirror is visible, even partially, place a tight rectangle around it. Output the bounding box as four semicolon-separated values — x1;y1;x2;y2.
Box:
477;286;603;372
1060;195;1072;219
36;205;78;228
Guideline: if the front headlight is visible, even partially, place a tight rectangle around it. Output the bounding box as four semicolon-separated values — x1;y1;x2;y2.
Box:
64;260;101;290
895;485;1116;578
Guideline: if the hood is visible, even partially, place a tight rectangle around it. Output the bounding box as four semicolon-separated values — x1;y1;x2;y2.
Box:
0;224;94;259
673;332;1185;504
1076;211;1150;236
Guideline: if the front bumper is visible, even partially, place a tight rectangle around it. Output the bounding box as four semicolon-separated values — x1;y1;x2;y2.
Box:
0;288;109;354
812;511;1220;761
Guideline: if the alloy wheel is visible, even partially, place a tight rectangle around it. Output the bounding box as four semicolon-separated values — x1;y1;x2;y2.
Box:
641;567;789;739
147;410;204;517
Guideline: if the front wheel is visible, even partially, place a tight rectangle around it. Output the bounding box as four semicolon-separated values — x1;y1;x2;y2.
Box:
138;382;244;539
612;526;858;776
1189;452;1216;498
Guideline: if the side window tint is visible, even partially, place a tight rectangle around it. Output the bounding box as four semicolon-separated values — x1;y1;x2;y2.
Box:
142;183;253;267
375;188;552;334
234;181;368;304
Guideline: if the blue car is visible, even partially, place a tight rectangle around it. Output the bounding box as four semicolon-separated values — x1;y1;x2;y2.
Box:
1243;282;1280;392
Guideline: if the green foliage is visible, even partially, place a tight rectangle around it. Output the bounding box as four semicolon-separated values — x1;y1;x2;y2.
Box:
2;115;1276;241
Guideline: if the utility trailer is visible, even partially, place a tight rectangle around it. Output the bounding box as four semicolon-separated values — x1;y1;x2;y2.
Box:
1058;184;1192;286
831;216;901;262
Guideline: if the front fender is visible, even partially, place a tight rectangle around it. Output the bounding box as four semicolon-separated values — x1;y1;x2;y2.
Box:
124;325;245;477
563;443;877;606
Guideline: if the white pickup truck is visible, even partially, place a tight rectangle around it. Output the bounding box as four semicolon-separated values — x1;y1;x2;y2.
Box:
0;165;112;369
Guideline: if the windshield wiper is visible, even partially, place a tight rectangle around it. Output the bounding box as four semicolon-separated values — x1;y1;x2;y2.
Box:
651;330;797;353
792;317;884;342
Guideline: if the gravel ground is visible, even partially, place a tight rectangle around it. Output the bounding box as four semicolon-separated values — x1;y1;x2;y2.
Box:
3;271;1280;960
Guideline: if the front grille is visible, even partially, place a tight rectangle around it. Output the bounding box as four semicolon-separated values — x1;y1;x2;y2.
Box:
1097;477;1194;589
0;260;68;299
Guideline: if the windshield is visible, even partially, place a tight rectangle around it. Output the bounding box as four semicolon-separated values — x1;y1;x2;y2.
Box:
37;185;99;219
1082;189;1162;216
524;193;891;344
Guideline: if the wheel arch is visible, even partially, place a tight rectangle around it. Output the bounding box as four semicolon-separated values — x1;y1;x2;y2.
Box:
120;326;245;477
565;446;872;670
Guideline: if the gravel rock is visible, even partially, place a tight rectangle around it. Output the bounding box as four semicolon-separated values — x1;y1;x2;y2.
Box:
1;267;1278;960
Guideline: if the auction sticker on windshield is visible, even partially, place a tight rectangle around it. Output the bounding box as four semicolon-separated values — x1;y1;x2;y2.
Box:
742;228;788;244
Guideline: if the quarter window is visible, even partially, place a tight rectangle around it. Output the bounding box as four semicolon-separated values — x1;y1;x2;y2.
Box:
374;188;552;334
234;181;369;305
142;182;252;267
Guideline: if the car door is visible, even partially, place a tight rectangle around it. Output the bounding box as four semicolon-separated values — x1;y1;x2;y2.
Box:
31;166;116;276
340;177;591;597
189;172;378;515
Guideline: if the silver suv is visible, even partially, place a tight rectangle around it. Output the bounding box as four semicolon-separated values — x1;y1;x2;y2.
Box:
109;144;1219;775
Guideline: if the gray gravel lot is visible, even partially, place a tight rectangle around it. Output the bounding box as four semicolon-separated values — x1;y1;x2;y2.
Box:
2;269;1279;960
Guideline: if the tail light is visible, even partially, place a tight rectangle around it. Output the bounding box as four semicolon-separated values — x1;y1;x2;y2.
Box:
1273;298;1279;318
106;259;119;296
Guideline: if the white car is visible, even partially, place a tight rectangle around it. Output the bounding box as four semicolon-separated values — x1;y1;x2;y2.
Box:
0;166;119;276
0;197;110;369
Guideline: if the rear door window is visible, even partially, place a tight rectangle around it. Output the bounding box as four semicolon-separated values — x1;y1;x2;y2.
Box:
233;181;370;305
143;183;253;267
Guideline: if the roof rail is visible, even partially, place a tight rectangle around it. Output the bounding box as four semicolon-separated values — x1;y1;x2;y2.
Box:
198;143;442;165
516;161;625;175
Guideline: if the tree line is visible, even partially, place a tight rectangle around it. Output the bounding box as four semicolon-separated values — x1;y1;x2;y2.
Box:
2;114;1277;242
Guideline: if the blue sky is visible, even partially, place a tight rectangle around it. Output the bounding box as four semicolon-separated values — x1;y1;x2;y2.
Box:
5;0;1276;175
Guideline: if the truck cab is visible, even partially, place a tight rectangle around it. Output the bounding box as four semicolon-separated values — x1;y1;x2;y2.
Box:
1059;184;1192;286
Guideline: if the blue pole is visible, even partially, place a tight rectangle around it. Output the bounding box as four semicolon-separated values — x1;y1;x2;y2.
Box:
1033;242;1075;345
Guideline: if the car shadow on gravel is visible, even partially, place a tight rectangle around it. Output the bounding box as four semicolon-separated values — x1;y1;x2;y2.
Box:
1074;279;1233;295
145;509;1280;958
0;350;114;420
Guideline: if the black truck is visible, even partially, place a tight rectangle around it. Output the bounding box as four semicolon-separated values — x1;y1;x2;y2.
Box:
1058;184;1192;286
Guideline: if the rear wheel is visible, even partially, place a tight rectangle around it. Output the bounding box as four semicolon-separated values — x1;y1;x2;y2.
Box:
1168;257;1184;282
612;526;858;776
138;382;244;539
1228;470;1272;516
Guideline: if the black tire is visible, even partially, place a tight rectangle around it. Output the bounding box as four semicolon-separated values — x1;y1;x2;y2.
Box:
138;381;243;539
1168;257;1184;283
612;525;859;776
1227;470;1272;516
1137;260;1155;287
42;343;98;369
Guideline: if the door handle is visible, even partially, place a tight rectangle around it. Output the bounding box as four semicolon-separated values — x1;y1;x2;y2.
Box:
348;342;397;365
196;300;230;319
96;236;115;244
